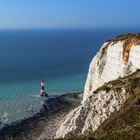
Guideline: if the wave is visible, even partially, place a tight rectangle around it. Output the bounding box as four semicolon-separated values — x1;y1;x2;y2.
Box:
0;112;9;128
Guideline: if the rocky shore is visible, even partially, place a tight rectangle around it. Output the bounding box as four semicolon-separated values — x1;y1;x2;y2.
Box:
0;92;82;140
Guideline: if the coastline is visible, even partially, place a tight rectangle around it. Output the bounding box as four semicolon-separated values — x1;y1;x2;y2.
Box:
0;92;82;140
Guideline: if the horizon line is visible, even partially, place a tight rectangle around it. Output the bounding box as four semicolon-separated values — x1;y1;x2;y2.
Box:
0;27;140;30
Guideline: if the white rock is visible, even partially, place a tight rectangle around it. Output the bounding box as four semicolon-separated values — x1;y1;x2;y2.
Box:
55;39;140;138
55;88;129;138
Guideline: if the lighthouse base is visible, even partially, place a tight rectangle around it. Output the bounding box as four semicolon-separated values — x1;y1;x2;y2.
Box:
40;92;48;97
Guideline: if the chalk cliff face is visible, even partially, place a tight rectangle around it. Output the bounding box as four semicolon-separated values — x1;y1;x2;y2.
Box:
83;36;140;102
55;34;140;138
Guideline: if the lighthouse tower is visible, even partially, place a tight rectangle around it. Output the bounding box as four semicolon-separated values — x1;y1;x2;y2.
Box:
40;80;47;97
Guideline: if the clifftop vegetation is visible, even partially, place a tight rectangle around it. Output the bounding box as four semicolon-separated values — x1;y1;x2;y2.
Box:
107;33;140;42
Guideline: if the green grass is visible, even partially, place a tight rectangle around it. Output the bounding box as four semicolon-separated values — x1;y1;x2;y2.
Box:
106;33;140;43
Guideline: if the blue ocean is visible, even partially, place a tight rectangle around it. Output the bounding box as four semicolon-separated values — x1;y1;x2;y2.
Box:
0;28;139;125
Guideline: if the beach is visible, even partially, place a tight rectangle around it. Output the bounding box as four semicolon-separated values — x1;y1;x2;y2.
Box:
0;92;82;140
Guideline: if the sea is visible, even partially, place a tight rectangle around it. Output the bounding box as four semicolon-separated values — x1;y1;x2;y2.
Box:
0;28;139;126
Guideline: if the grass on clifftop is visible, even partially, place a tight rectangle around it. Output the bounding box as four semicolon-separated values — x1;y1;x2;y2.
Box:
60;70;140;140
106;33;140;43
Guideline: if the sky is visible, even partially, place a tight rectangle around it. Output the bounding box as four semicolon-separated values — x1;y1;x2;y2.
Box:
0;0;140;29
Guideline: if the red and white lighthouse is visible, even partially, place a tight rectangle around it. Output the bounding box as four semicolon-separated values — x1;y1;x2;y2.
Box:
40;80;48;97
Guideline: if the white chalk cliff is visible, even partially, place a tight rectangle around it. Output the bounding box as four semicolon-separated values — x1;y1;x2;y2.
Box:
55;34;140;138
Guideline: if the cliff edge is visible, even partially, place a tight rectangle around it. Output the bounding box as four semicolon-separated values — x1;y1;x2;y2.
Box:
55;33;140;138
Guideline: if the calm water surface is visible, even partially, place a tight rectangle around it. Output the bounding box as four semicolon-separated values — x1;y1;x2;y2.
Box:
0;28;139;125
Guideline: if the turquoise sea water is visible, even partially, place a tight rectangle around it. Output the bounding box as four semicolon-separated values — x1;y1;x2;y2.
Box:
0;28;139;125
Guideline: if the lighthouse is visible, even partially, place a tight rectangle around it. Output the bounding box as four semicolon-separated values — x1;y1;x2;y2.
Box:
40;80;48;97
